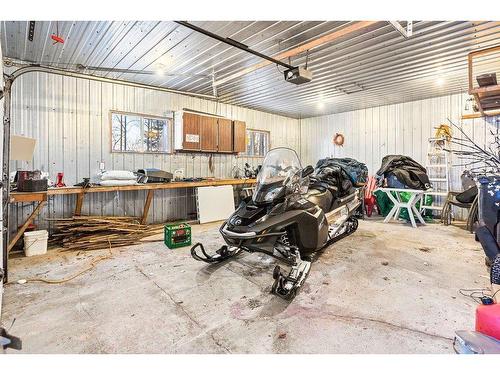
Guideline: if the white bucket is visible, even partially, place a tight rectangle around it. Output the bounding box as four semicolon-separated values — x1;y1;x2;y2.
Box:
24;230;49;257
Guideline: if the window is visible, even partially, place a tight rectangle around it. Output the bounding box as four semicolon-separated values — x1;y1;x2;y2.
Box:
245;129;270;157
111;112;171;153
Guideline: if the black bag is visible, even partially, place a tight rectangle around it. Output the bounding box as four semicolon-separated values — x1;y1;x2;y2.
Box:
310;161;355;199
315;157;368;185
376;155;431;190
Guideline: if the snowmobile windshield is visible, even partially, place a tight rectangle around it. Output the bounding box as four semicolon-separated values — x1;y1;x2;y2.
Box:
252;148;305;205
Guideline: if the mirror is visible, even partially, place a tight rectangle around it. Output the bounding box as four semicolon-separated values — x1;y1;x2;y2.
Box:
301;165;314;178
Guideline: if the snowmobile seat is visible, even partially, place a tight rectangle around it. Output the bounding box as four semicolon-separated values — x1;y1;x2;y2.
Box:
330;187;357;211
305;188;333;213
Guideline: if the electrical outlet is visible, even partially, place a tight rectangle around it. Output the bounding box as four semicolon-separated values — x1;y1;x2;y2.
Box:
99;162;105;171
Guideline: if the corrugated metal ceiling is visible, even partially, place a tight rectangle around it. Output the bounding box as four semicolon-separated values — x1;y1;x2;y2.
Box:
2;20;500;118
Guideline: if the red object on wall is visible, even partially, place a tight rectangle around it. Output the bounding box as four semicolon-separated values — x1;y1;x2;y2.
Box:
476;303;500;340
51;34;64;44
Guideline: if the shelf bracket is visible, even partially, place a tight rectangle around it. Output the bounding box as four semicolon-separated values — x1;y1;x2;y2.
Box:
389;21;413;38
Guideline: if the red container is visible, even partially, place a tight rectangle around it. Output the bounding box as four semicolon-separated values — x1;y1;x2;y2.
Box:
364;196;376;217
476;303;500;340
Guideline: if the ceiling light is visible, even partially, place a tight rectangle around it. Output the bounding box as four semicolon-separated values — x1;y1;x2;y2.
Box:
436;77;445;86
155;63;167;77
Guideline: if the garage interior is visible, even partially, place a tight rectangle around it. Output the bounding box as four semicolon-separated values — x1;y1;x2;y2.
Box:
0;19;499;354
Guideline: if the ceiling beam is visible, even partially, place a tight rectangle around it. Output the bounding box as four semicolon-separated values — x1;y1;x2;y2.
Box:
213;21;379;87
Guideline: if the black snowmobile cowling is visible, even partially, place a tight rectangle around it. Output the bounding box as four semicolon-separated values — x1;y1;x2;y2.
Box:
376;155;431;190
190;147;363;300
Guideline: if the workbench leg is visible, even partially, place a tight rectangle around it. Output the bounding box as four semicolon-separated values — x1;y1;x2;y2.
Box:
74;192;86;216
8;200;47;253
141;190;154;225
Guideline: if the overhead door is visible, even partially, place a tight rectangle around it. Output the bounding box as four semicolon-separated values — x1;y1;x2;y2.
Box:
0;35;4;316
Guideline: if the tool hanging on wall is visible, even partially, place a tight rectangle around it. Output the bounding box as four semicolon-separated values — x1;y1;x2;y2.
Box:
208;154;215;174
50;21;64;45
28;21;36;42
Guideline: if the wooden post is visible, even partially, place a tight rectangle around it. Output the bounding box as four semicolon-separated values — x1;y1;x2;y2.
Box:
8;200;47;253
141;190;154;224
74;192;86;216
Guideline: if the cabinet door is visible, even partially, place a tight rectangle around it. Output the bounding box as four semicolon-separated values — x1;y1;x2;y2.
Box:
200;115;218;151
233;120;247;153
217;118;233;152
182;112;201;150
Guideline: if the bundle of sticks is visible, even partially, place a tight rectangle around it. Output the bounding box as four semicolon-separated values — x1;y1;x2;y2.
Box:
446;118;500;174
48;216;163;251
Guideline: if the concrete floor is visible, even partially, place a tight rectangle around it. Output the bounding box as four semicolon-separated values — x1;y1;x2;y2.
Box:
1;218;489;353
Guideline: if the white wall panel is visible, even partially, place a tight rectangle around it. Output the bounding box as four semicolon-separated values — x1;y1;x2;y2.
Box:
300;92;499;219
9;71;300;232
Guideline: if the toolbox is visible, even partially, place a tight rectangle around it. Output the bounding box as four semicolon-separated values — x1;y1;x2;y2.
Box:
15;170;48;192
164;223;191;249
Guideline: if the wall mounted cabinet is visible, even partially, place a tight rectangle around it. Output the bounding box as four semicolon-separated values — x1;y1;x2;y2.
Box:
233;120;247;153
199;115;218;152
174;111;246;154
218;118;234;153
180;112;201;151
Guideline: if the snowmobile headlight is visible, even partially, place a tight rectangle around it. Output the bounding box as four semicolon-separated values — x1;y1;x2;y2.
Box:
289;174;299;191
229;216;243;226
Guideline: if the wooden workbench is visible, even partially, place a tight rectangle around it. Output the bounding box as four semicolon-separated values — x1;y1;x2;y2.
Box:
8;178;256;252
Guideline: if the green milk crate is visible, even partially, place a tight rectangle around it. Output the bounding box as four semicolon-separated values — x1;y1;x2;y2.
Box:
164;223;191;249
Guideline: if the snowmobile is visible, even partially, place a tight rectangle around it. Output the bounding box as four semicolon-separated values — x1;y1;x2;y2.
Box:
191;147;363;299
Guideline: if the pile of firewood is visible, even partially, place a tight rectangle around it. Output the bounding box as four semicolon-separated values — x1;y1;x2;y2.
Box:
48;216;163;251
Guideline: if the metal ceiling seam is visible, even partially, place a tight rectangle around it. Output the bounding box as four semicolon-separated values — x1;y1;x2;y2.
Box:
90;21;138;72
169;21;332;89
141;21;273;86
218;25;500;105
184;21;358;91
111;22;180;79
221;35;500;107
80;22;120;67
215;21;482;97
115;23;193;78
155;20;272;87
102;21;163;78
